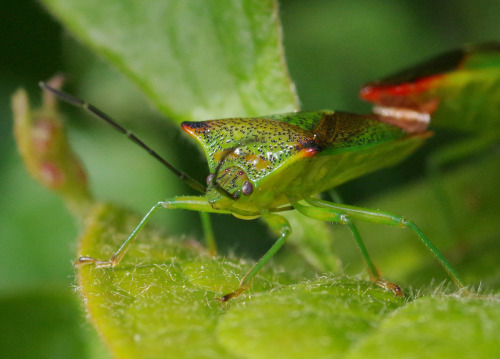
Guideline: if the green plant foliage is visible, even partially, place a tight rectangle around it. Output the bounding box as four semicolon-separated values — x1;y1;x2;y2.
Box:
345;296;500;359
217;280;404;359
41;0;298;121
77;203;407;358
76;192;500;358
9;0;500;358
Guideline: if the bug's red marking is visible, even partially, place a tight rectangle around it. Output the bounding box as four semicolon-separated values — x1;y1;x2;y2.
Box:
298;147;320;158
181;121;209;130
360;74;444;104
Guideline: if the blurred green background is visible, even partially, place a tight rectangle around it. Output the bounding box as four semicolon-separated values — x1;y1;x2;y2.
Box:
1;0;499;357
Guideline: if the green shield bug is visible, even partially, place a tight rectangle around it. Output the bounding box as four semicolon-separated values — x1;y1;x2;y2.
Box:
40;75;465;302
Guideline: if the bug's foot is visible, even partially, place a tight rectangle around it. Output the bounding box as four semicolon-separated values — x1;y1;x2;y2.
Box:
215;285;249;304
374;279;405;297
74;256;114;268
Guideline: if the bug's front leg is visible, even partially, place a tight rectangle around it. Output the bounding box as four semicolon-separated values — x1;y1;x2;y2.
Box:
75;201;166;268
75;196;228;268
217;214;291;302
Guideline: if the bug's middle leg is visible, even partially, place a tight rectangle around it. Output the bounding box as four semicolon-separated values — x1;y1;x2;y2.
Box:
200;212;217;256
217;213;291;302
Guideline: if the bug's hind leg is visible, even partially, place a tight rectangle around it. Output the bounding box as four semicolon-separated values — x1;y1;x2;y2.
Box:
293;200;403;296
344;218;404;297
293;198;465;294
324;191;403;294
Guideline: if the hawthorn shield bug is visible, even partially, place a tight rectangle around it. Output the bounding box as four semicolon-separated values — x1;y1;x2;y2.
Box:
40;80;464;302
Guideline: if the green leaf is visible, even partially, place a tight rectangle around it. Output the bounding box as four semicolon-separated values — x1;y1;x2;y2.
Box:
77;203;407;358
345;296;500;359
217;280;404;359
78;204;226;358
40;0;298;122
23;1;500;358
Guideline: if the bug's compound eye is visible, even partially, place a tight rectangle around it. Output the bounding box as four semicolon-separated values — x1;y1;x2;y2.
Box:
242;181;253;196
206;173;214;185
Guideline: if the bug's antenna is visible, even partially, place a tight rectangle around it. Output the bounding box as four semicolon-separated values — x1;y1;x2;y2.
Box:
39;82;206;194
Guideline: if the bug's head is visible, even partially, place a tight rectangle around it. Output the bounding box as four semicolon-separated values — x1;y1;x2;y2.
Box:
204;165;255;209
181;120;257;209
206;167;253;200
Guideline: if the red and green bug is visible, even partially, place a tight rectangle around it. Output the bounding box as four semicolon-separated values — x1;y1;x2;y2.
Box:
40;58;467;301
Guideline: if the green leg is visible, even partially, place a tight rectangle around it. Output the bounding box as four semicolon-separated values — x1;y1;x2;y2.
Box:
218;214;291;302
293;198;464;291
76;196;228;268
326;191;403;295
200;212;217;256
346;219;403;296
326;191;378;277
